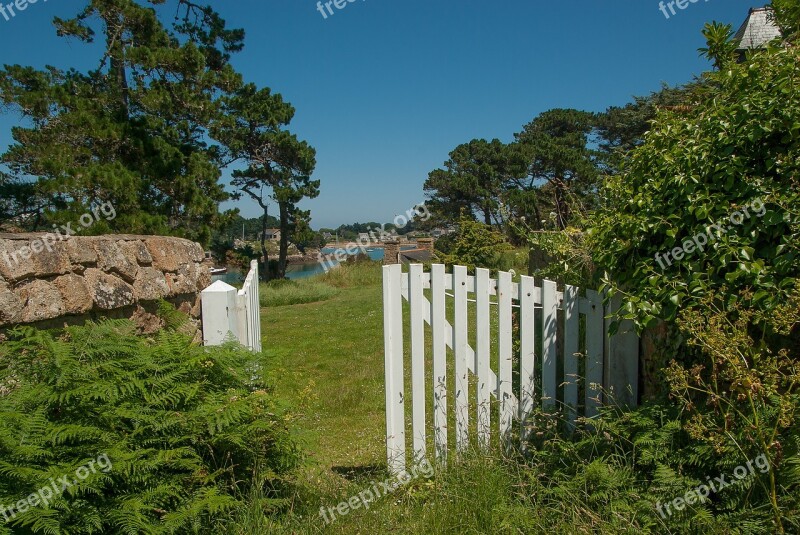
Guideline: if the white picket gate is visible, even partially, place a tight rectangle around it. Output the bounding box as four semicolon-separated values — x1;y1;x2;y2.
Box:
383;263;638;476
201;260;262;352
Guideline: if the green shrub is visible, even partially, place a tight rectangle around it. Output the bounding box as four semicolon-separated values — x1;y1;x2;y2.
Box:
439;215;512;273
0;320;300;534
590;44;800;328
260;279;339;307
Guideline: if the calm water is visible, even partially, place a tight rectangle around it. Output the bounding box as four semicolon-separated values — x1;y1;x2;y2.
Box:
285;247;386;279
211;247;392;283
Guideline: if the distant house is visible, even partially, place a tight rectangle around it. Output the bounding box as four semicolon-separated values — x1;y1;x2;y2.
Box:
358;232;371;243
734;7;782;60
264;229;281;241
431;227;454;238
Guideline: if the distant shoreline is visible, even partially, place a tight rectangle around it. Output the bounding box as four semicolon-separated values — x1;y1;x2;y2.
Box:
322;242;385;250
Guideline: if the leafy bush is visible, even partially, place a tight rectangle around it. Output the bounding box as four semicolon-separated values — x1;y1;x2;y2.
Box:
0;320;300;534
664;289;800;533
438;215;512;273
590;43;800;328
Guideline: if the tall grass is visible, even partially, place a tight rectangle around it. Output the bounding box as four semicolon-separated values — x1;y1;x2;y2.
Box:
317;260;383;288
260;278;340;307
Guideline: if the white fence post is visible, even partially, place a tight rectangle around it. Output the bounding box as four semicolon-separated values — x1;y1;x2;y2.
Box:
383;264;406;477
201;260;262;352
201;281;240;346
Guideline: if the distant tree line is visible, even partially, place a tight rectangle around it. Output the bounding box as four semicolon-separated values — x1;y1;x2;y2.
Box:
423;84;702;238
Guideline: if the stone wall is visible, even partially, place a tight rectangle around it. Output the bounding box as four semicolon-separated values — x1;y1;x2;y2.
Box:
0;234;211;333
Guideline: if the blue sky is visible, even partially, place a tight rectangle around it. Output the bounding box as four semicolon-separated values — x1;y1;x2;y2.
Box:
0;0;760;229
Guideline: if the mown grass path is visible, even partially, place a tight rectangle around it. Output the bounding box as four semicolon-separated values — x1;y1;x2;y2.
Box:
260;269;395;528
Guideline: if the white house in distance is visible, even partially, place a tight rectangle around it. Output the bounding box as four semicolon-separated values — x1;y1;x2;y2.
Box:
264;228;281;241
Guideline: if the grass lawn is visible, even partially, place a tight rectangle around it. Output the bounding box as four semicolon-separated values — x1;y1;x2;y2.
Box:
259;263;396;532
258;263;532;534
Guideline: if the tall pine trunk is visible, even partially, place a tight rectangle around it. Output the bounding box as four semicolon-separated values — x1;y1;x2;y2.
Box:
277;202;290;279
259;206;270;282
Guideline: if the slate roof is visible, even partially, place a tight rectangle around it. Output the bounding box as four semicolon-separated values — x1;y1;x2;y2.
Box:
734;7;782;51
399;249;433;264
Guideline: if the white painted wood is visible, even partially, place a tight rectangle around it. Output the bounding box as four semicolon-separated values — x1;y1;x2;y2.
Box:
383;264;406;476
453;265;469;453
203;260;261;352
236;260;262;352
409;264;427;463
497;270;514;445
431;264;448;463
519;275;536;445
201;281;239;346
605;294;639;408
541;279;558;411
382;263;640;466
475;268;491;449
585;289;604;418
406;291;504;402
563;285;580;429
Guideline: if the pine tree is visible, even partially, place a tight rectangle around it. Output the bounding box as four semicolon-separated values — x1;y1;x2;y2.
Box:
0;1;244;242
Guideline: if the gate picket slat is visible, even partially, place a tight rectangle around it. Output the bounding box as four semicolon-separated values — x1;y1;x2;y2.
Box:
383;263;638;470
563;285;579;429
542;280;558;411
585;290;604;418
409;264;427;463
453;265;469;453
431;264;448;463
519;275;536;446
498;271;514;445
383;265;406;476
476;268;491;449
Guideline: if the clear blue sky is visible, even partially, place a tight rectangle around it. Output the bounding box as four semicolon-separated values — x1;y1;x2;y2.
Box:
0;0;760;229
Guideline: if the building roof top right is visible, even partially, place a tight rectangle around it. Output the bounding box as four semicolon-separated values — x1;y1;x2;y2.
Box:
734;7;783;52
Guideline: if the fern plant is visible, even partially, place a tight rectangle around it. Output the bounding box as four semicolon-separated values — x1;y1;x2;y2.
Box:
0;317;299;534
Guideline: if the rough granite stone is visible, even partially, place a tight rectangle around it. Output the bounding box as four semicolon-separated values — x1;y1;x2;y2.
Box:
28;238;71;277
146;237;188;272
0;278;23;324
66;237;98;265
0;239;37;281
54;274;93;315
196;263;211;291
133;267;171;301
167;268;197;296
183;240;205;263
94;239;139;283
83;269;135;310
121;240;153;265
16;280;66;323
